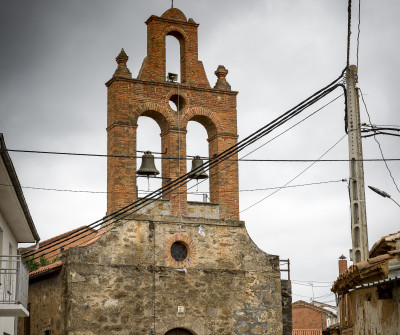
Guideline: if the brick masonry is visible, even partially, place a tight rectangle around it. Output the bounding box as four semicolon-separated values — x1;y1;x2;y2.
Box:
292;301;327;330
106;7;239;220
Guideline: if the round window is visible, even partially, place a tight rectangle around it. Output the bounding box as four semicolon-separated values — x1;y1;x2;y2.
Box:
170;241;188;262
169;94;185;112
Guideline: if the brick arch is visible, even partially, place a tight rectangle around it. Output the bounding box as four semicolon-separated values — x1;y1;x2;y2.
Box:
182;107;222;138
165;233;196;268
134;102;176;132
164;26;189;42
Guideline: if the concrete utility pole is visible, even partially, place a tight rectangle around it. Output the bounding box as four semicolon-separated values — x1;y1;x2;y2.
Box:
346;65;369;263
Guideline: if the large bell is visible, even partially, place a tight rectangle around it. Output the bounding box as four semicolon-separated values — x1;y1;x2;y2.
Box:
137;151;160;176
188;156;208;180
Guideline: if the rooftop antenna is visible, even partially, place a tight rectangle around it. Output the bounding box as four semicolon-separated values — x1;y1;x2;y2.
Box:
171;0;174;8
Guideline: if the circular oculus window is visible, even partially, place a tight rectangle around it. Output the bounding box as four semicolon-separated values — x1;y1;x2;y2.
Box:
170;241;188;262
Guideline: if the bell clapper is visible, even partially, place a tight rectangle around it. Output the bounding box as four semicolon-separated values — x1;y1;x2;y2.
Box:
147;176;150;191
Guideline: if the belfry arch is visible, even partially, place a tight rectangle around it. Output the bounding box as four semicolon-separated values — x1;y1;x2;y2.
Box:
165;29;187;83
186;119;209;202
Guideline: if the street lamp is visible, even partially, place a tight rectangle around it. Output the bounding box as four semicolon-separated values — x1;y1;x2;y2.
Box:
368;186;400;208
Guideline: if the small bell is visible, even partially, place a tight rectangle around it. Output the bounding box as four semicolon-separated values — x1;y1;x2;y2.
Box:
137;151;160;176
188;156;208;180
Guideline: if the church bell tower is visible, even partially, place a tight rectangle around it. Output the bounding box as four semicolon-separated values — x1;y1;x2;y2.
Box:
106;7;239;220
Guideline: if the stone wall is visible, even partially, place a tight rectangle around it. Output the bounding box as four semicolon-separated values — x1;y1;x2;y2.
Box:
62;213;284;335
18;270;64;335
280;280;292;335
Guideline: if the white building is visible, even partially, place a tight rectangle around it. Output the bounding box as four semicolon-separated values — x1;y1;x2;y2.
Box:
0;134;40;335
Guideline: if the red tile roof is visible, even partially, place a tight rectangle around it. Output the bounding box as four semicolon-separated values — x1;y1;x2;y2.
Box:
369;231;400;258
29;261;62;279
23;225;98;263
24;226;105;279
332;249;397;294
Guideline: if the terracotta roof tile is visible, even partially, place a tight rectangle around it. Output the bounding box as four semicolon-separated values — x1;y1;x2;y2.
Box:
29;261;62;279
23;225;98;263
332;253;392;293
369;231;400;258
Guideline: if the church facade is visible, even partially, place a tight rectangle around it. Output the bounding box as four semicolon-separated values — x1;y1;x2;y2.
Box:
19;7;291;335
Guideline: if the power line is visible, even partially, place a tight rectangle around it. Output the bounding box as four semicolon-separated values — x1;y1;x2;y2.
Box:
4;94;345;163
26;82;347;262
240;134;347;213
292;280;333;284
292;282;332;288
360;89;400;194
157;92;350;206
361;123;400;138
4;148;400;162
238;158;400;162
0;179;346;195
346;0;352;68
24;73;346;261
356;0;361;69
238;94;344;160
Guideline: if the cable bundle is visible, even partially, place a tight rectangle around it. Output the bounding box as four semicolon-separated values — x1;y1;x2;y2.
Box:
23;71;346;262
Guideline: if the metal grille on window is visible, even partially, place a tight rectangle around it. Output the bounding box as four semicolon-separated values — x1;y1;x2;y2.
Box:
171;242;188;262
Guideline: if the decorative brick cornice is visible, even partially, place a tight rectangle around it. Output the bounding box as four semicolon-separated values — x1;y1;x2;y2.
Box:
106;121;138;132
105;77;238;96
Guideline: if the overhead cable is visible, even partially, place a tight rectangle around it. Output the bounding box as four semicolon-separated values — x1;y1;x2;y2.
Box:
360;89;400;194
346;0;352;68
356;0;361;69
0;179;345;195
24;72;346;261
240;134;347;213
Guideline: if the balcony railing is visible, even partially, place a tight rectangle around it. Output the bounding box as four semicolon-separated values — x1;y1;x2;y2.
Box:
293;330;322;335
0;255;29;309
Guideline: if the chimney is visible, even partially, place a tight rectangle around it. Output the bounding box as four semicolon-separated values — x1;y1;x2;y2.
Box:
338;255;347;275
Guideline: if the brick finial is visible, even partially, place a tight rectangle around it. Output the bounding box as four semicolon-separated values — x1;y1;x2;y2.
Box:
113;48;132;78
214;65;231;91
338;255;348;275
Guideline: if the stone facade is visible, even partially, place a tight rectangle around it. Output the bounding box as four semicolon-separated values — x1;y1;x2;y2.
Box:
280;280;292;335
20;206;287;335
63;211;284;335
19;267;64;335
20;6;291;335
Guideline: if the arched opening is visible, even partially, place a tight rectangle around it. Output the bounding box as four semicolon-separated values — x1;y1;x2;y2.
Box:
165;328;193;335
355;250;361;263
351;158;356;177
186;121;209;202
136;116;162;195
351;181;358;200
353;203;359;224
353;226;360;248
166;32;184;83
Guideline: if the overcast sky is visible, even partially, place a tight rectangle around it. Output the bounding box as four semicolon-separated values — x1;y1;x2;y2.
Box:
1;0;399;305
